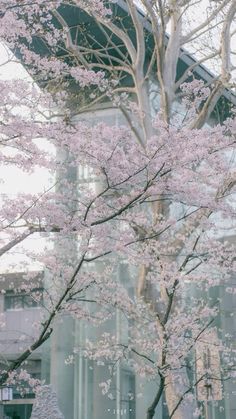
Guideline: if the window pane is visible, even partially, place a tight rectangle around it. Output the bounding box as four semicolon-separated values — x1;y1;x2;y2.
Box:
4;289;43;310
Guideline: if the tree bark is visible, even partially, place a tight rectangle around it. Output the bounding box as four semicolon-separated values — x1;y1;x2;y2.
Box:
146;376;165;419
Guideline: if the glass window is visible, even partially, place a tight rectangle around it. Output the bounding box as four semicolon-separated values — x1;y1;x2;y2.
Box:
4;289;43;310
4;403;33;419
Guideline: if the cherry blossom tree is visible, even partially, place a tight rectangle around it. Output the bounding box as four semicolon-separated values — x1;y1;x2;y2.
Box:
0;1;236;418
30;385;64;419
